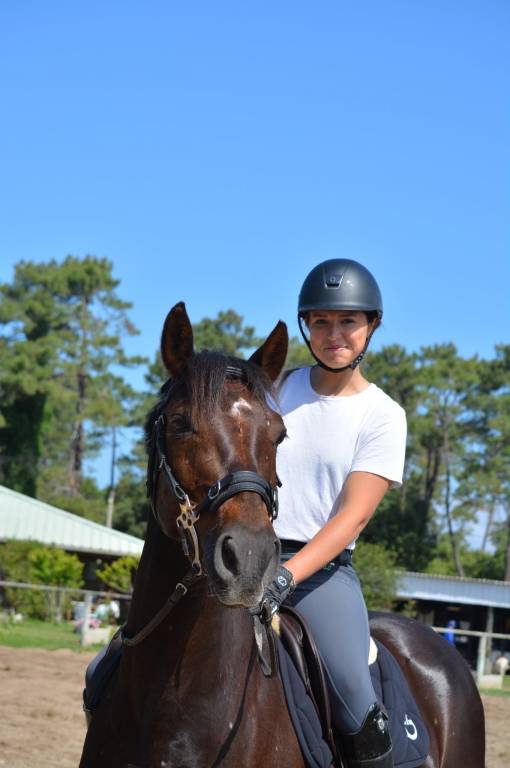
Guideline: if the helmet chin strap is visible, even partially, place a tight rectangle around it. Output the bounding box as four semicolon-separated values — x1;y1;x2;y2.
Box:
298;315;373;374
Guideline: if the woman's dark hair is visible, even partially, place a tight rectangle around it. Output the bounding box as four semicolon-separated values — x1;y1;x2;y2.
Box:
302;309;380;328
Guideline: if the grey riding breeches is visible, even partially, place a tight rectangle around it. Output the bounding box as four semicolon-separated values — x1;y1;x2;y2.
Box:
281;549;377;734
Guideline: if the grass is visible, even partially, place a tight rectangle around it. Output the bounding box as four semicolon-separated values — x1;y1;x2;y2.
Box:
480;675;510;698
0;618;106;652
481;689;510;698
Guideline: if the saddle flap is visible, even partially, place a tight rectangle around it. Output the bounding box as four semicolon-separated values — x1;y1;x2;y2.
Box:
279;605;334;749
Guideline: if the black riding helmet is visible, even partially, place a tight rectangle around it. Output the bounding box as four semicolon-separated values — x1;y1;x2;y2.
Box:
298;259;383;373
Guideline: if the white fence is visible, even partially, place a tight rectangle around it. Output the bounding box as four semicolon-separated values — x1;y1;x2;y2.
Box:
0;579;132;646
433;626;510;686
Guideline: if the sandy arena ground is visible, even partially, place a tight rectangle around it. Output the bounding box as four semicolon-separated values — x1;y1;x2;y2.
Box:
0;646;508;767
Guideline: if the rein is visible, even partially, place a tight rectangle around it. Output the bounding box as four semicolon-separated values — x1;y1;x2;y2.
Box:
123;368;280;668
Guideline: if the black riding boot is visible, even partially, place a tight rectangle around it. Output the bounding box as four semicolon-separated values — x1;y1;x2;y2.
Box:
337;703;393;768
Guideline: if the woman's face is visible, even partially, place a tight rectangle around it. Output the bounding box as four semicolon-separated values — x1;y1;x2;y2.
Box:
307;310;373;368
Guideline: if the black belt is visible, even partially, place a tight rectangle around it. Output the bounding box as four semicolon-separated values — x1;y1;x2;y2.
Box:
279;539;353;567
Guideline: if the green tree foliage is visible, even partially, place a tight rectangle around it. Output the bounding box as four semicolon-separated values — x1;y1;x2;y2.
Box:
28;547;83;587
456;345;510;579
192;309;262;355
425;536;506;580
98;555;139;593
0;540;47;617
363;346;438;571
0;541;83;620
111;471;150;539
0;257;144;512
29;546;83;622
354;542;397;609
284;337;313;369
363;343;505;576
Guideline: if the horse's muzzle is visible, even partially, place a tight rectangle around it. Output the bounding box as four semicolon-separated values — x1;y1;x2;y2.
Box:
208;526;280;607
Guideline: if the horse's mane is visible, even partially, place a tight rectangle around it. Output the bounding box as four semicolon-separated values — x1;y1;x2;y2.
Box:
144;352;273;498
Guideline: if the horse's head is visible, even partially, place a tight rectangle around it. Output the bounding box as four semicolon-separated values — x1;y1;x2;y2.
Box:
146;302;288;608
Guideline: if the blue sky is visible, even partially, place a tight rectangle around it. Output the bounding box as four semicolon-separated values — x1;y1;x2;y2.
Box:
1;2;508;512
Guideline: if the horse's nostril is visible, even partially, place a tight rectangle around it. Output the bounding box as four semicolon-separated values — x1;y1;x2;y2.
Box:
222;536;240;577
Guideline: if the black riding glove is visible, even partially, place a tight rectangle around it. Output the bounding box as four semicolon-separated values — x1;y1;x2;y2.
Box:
251;565;295;619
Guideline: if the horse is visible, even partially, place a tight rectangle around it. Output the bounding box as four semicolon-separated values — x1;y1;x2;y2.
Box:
80;302;485;768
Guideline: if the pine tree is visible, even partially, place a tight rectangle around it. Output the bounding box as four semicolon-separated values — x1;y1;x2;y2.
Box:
0;257;144;510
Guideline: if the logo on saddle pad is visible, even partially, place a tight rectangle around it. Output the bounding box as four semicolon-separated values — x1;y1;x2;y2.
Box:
403;714;418;741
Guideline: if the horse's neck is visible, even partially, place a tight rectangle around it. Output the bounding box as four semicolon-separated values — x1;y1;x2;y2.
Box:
126;516;188;635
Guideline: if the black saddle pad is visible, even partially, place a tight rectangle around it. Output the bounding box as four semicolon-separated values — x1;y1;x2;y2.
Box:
83;627;124;713
277;641;333;768
369;640;429;768
277;635;429;768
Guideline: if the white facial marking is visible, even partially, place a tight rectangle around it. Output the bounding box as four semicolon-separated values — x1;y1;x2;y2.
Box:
230;397;253;416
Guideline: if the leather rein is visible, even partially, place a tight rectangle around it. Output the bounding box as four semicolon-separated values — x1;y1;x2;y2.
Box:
123;368;280;657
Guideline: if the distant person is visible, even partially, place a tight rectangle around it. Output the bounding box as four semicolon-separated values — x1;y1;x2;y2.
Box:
109;598;120;621
445;619;456;645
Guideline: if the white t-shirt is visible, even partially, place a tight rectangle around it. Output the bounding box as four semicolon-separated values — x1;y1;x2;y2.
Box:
273;367;407;547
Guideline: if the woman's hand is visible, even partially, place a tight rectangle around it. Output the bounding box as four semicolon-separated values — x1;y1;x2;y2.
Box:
250;565;295;618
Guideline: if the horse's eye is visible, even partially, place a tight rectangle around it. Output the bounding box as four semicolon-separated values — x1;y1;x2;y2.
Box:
168;414;192;435
274;429;287;447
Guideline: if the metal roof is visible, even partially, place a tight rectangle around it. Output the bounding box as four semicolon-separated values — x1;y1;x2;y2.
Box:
0;484;144;557
396;571;510;609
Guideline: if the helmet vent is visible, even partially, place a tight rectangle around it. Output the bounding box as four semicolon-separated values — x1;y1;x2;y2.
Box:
325;273;342;288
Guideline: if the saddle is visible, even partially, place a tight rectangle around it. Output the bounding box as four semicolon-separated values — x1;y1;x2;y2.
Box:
276;607;429;768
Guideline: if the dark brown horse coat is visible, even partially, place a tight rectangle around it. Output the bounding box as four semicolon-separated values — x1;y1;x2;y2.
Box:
80;303;485;768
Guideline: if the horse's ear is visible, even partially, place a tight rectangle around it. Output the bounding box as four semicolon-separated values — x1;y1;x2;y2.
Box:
161;302;194;376
249;321;288;382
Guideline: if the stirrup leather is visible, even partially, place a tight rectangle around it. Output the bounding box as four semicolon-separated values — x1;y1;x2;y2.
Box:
338;703;393;768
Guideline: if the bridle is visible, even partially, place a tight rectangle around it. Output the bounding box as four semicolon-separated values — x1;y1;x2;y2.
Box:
123;366;280;651
150;407;280;578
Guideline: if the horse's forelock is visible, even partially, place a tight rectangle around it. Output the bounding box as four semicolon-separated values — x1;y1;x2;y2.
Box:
145;351;272;447
187;352;272;424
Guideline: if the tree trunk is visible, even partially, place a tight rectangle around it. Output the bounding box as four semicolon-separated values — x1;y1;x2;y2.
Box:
106;426;117;528
68;298;89;494
423;443;441;525
443;416;464;577
504;505;510;582
480;500;495;552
